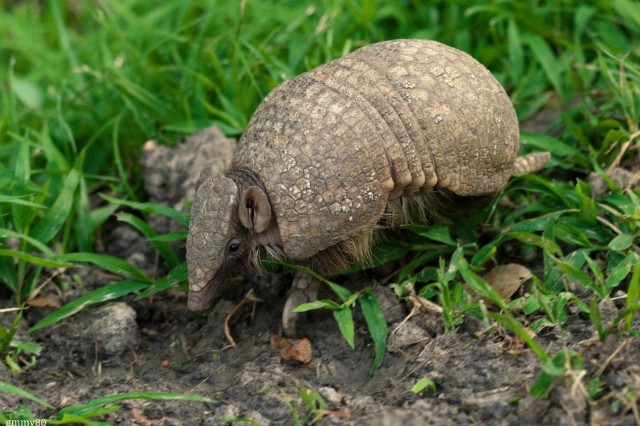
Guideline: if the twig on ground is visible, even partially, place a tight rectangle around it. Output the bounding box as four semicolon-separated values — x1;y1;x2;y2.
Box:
224;290;263;348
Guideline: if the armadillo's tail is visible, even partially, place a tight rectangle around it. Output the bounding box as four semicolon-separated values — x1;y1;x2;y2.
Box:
513;152;551;174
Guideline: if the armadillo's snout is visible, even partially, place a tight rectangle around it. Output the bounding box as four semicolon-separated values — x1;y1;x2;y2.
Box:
187;288;215;312
187;268;217;311
186;255;219;311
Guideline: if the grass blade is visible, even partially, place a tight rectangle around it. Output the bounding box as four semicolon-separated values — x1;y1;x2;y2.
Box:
403;225;457;246
292;300;341;312
525;35;564;99
614;0;640;32
54;252;153;283
456;258;509;310
606;252;638;290
530;357;560;397
116;212;180;268
57;392;215;417
0;249;73;269
520;133;589;166
553;256;602;297
101;194;190;228
136;262;188;299
359;290;387;377
0;228;55;256
75;159;92;251
488;312;550;362
30;168;80;244
0;194;45;209
507;19;524;83
332;306;355;349
0;256;18;291
0;381;54;409
267;261;353;302
505;231;563;256
30;280;149;332
626;260;640;330
147;231;187;242
608;234;634;251
411;377;436;394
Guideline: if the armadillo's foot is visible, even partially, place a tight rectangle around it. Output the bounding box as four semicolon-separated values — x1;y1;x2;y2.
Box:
282;271;321;337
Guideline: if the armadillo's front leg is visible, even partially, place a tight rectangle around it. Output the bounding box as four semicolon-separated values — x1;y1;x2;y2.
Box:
282;271;321;337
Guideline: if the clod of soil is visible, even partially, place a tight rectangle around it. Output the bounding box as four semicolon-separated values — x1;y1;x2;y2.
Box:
80;302;140;357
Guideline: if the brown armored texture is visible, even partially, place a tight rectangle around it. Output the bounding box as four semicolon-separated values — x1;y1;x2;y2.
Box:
232;39;519;260
186;39;548;334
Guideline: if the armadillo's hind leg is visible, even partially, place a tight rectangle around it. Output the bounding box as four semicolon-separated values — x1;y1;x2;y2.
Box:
282;271;321;337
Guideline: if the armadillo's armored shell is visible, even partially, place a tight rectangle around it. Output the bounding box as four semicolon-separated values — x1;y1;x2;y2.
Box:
232;39;519;260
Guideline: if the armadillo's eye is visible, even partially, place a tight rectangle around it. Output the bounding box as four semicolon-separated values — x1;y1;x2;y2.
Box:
227;241;240;254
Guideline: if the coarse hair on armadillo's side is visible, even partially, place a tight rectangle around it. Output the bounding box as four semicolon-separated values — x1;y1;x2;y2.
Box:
246;229;376;276
307;227;378;275
384;192;448;228
253;193;449;275
248;230;379;275
246;191;470;277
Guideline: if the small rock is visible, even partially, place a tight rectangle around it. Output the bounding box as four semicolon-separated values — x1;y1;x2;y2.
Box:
208;404;240;425
140;125;236;239
518;395;550;424
598;298;619;327
319;386;344;406
345;395;376;416
389;320;430;351
588;167;640;198
81;302;140;357
141;125;235;207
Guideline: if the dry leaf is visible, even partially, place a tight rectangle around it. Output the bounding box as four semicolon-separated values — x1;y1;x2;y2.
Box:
26;296;61;309
482;263;532;299
270;335;313;365
317;409;351;418
467;263;533;309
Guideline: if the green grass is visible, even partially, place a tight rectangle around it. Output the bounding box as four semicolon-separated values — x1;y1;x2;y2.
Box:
0;382;215;425
1;0;640;420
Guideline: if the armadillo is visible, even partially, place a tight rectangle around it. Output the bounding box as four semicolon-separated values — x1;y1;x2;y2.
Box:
186;39;549;335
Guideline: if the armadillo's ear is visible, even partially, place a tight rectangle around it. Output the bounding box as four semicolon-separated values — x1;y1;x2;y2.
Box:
239;186;271;233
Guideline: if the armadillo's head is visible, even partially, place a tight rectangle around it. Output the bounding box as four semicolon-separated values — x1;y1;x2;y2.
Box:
186;172;273;312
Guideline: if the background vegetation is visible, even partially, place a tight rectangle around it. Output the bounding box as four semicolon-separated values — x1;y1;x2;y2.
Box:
1;0;639;422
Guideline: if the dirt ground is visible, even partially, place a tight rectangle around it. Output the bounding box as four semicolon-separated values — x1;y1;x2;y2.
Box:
1;123;639;425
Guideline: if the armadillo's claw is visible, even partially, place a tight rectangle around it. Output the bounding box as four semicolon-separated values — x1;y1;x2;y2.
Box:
282;271;321;337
